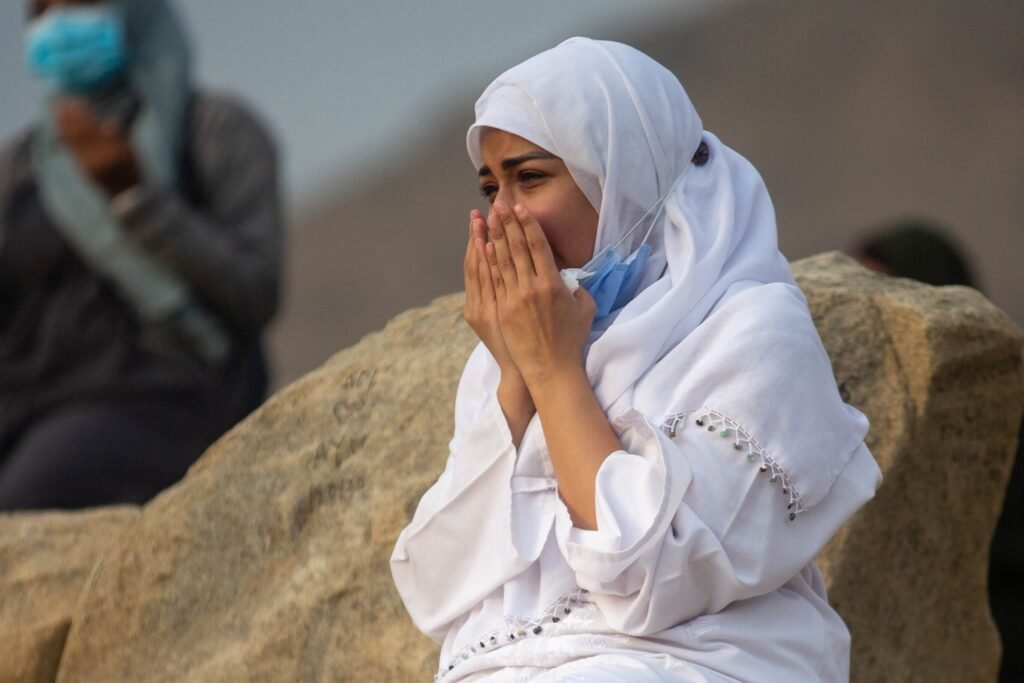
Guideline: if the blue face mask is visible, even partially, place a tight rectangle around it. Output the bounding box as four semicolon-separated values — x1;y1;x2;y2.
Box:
573;244;652;319
562;186;672;321
25;6;126;93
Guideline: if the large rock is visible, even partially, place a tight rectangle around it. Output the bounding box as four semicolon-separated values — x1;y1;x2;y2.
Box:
0;507;139;683
9;252;1017;682
805;252;1022;682
56;297;479;682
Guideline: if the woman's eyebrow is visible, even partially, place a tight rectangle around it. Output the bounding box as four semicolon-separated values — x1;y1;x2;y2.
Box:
478;151;557;177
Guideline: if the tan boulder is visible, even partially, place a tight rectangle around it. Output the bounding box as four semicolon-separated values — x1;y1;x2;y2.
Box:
19;252;1019;682
805;252;1022;682
0;507;139;683
56;298;478;682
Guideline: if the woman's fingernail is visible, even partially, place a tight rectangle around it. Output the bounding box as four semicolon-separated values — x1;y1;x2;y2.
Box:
513;204;526;217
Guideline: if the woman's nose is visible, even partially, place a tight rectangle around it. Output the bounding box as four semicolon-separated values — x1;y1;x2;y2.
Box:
493;185;518;209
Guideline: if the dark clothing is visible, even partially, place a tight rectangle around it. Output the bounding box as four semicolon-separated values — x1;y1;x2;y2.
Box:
991;424;1024;683
0;396;225;509
0;92;282;509
856;222;976;288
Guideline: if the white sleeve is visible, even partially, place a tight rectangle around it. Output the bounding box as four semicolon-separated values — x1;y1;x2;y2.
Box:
554;409;881;636
390;346;531;642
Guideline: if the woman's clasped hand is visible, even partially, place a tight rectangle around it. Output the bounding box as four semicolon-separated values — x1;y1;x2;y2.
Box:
465;201;595;392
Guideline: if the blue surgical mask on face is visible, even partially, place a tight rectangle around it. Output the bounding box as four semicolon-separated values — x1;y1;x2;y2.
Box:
562;186;671;321
25;6;126;93
571;244;652;319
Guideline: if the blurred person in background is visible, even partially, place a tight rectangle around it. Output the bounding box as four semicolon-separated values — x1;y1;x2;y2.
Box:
853;219;1022;683
854;220;976;288
0;0;283;510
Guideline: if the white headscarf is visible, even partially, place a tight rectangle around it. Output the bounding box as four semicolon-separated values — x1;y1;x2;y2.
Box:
466;38;867;512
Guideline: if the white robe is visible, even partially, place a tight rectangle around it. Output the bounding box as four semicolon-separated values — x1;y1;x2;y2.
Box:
392;345;881;682
392;37;882;682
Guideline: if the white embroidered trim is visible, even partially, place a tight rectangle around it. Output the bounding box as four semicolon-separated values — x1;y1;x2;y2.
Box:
435;589;592;680
662;408;805;521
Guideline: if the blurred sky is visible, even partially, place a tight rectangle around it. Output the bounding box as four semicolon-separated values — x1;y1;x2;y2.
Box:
0;0;731;215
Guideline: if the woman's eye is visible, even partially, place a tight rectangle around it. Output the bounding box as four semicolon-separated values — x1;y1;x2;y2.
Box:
519;171;545;184
479;184;497;200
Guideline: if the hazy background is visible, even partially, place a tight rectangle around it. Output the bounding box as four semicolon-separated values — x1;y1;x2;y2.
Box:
2;0;1020;387
1;0;714;207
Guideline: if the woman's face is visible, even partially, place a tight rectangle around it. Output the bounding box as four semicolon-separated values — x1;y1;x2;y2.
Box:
477;129;598;270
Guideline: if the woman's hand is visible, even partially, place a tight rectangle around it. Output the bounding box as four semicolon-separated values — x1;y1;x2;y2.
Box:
464;209;534;445
464;209;517;374
485;200;621;530
54;98;141;197
483;200;596;391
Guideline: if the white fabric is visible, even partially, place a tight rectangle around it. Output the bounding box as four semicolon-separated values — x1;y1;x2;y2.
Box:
466;38;868;507
392;37;882;681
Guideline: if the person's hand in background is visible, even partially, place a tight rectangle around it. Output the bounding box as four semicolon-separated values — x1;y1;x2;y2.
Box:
54;98;140;196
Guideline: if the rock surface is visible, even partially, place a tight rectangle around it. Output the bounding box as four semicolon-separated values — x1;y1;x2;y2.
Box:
805;252;1022;682
0;507;139;683
2;252;1019;682
57;295;480;682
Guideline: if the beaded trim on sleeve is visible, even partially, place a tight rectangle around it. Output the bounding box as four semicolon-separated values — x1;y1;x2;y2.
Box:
662;408;805;521
435;589;592;681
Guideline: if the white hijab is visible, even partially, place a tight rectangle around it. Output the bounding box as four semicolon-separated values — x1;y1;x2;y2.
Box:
466;37;867;513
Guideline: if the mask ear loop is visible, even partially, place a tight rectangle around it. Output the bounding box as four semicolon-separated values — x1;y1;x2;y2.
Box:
567;179;679;289
604;173;683;259
632;138;706;248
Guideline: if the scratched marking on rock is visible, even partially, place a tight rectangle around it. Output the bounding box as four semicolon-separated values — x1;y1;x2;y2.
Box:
313;368;377;469
305;475;367;512
293;474;368;534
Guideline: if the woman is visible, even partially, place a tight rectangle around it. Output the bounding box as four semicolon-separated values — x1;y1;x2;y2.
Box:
0;0;281;509
391;38;880;682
